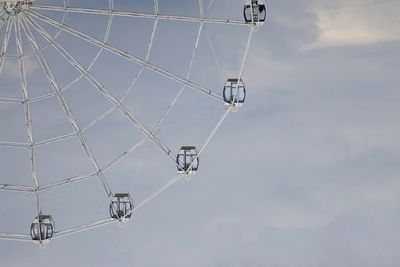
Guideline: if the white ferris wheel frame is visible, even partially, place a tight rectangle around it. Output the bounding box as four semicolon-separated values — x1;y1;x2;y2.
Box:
0;0;262;244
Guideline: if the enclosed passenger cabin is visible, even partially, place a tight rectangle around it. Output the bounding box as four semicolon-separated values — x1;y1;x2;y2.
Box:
30;215;55;242
244;0;266;26
223;79;246;107
109;193;134;221
176;146;199;175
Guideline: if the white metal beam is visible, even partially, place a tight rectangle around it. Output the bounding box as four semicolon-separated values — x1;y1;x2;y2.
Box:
14;19;42;229
30;4;248;26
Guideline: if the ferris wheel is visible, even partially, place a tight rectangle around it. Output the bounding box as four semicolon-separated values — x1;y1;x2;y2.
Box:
0;0;266;246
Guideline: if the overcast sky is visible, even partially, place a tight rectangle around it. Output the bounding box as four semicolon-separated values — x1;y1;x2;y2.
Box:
1;0;400;266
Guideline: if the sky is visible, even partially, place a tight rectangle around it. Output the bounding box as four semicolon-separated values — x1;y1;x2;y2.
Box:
1;0;400;266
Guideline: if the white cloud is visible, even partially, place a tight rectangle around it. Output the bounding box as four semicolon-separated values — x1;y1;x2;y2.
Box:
312;0;400;47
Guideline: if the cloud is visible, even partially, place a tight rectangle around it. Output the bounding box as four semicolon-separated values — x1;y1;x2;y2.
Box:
311;0;400;47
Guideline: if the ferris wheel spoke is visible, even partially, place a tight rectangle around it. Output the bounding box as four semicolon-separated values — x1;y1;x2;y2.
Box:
0;232;34;242
30;4;248;26
0;16;12;76
14;19;44;232
25;10;225;103
24;15;178;166
20;19;114;200
15;19;38;187
0;183;35;192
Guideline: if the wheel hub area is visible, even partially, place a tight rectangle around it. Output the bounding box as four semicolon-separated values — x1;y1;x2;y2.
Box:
3;0;31;15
